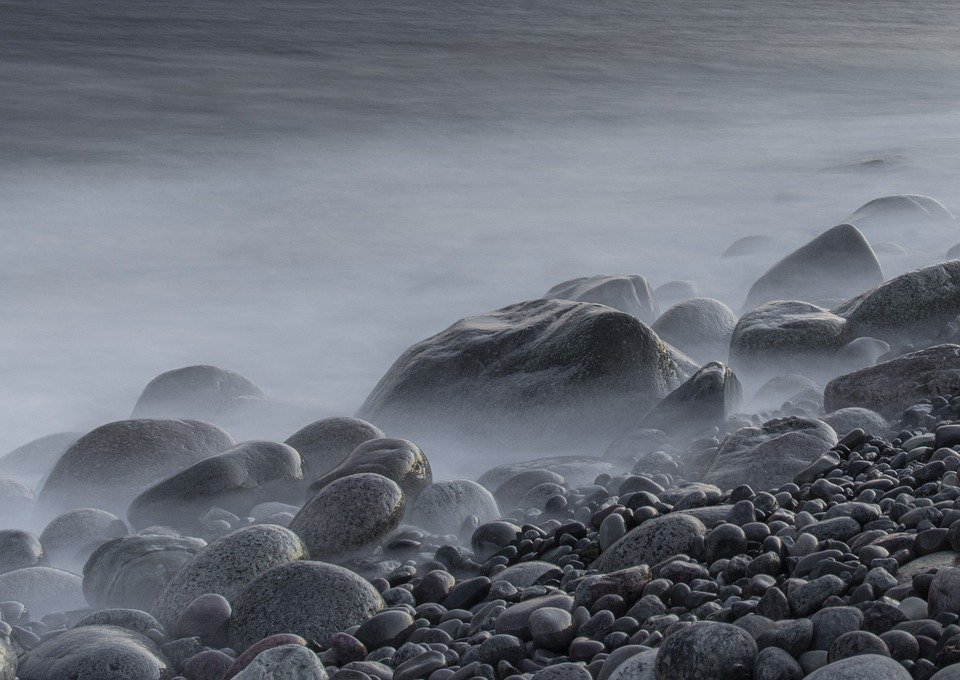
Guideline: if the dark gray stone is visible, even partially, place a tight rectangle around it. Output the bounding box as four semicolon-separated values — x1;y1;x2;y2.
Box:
654;621;757;680
411;480;498;535
284;417;385;480
544;275;658;323
307;438;431;502
40;508;128;571
802;654;911;680
652;298;737;363
132;364;264;421
75;609;163;637
232;643;327;679
592;514;706;573
641;362;742;434
0;530;43;574
823;408;888;437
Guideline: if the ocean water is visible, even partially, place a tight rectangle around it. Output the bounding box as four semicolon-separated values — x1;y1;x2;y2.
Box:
2;0;960;454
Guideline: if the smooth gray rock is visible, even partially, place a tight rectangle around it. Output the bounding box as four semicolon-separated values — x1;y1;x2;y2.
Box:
0;566;85;618
529;607;576;652
75;609;163;636
132;364;264;421
411;480;499;535
128;440;303;530
38;419;236;516
307;438;431;501
803;654;911;680
478;456;613;491
604;648;657;680
750;374;821;409
290;472;403;561
655;280;698;306
171;593;231;644
228;561;384;649
493;470;567;509
929;567;960;618
152;524;308;630
823;407;888;437
654;621;757;680
356;298;695;448
825;344;960;418
835;337;891;372
641;362;742;433
232;643;327;680
753;647;803;680
704;416;837;492
722;235;780;259
0;530;43;574
544;274;659;323
531;662;592;680
17;625;173;680
284;417;385;480
0;477;35;528
491;561;561;588
602;429;668;466
592;513;706;573
652;297;738;362
39;508;128;570
83;534;206;611
0;431;79;481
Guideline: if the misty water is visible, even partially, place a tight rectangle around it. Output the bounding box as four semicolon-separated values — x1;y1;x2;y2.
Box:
3;0;960;462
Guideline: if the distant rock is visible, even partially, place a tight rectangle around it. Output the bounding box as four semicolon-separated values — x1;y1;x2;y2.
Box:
948;243;960;260
0;566;86;618
0;477;35;528
825;344;960;419
743;224;883;309
0;530;44;574
750;374;821;409
307;437;431;501
602;429;669;466
493;470;567;510
479;456;614;490
822;408;888;437
703;417;838;491
846;194;954;226
132;364;264;420
285;417;385;480
652;298;737;362
873;241;907;255
228;560;384;649
0;431;79;482
544;275;658;323
412;480;500;536
127;440;303;530
38;419;235;516
834;336;890;373
357;299;694;448
722;235;780;258
642;362;742;434
39;508;128;570
654;280;698;307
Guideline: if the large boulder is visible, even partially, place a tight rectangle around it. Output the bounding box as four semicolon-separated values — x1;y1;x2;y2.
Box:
544;275;659;323
356;299;695;449
846;194;954;227
743;224;883;310
16;625;173;680
284;417;385;480
592;514;707;573
652;298;737;362
38;419;236;516
228;560;384;650
641;362;742;434
39;508;128;571
411;480;500;536
655;621;757;680
803;654;911;680
832;261;960;344
306;437;431;501
0;566;86;618
0;431;79;482
127;440;303;530
822;408;888;437
152;524;308;629
729;301;848;378
703;417;838;491
83;535;206;611
289;473;404;562
824;345;960;419
132;364;264;420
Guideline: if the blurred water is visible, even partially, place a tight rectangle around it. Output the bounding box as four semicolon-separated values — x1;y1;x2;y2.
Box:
2;0;960;453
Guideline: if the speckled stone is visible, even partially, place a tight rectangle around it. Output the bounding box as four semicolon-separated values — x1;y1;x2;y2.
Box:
592;514;706;573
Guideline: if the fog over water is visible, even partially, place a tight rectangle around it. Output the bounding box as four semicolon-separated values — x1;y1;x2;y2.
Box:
3;0;960;455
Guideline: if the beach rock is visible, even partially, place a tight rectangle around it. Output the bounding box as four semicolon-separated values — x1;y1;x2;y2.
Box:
128;440;303;530
602;429;668;466
0;477;35;528
703;416;837;491
544;274;658;323
492;561;562;588
833;261;960;343
824;344;960;418
654;621;757;680
75;608;163;637
822;408;888;437
228;561;384;650
592;513;706;573
39;508;128;570
38;419;235;516
306;438;431;501
411;480;499;535
641;362;742;433
153;524;308;629
356;298;694;448
743;224;883;310
0;530;43;574
83;534;206;611
803;654;911;680
492;470;567;510
532;663;592;680
132;364;264;421
605;648;658;680
749;374;821;409
284;417;384;479
290;473;403;561
846;194;954;227
729;301;848;377
651;297;737;362
655;280;698;306
0;431;79;482
722;235;780;259
232;643;327;680
478;456;613;490
0;566;85;617
835;337;890;372
170;592;231;645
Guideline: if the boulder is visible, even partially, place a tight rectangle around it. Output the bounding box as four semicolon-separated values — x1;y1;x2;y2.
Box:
0;431;79;482
655;281;698;307
228;561;384;650
39;508;128;570
152;524;307;630
722;235;780;259
411;480;499;535
833;261;960;344
822;408;888;437
232;644;327;680
75;609;163;637
592;513;707;573
652;297;737;362
846;194;954;227
602;429;669;466
641;362;742;434
289;473;404;562
824;345;960;419
356;298;694;449
16;625;172;680
284;417;385;479
743;224;883;310
749;374;821;410
493;470;567;510
83;534;206;611
703;417;838;491
0;530;44;574
38;419;236;516
0;566;86;618
306;438;431;501
132;364;264;420
654;621;757;680
544;275;658;323
803;654;911;680
605;648;658;680
834;336;890;373
127;440;303;530
478;456;613;491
